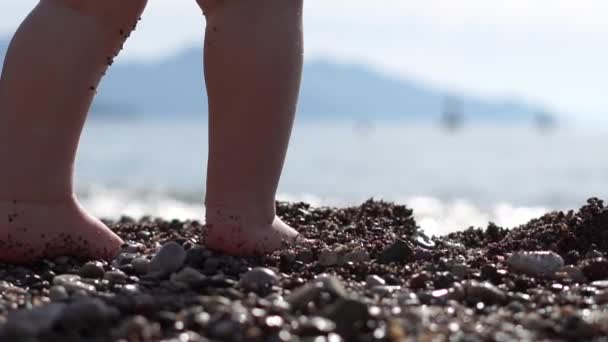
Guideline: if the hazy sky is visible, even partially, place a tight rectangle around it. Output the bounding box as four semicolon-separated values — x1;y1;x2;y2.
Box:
2;1;608;121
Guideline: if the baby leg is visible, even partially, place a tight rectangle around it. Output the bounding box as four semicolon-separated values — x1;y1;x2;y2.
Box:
198;0;307;256
0;0;147;264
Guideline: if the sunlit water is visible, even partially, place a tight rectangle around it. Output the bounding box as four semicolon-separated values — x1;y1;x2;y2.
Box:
76;117;608;236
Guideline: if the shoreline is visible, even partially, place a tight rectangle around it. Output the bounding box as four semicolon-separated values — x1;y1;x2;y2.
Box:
1;198;608;340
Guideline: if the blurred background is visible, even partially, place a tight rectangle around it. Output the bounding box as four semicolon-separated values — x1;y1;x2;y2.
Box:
2;0;608;235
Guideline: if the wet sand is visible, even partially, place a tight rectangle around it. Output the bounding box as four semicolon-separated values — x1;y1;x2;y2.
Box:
1;198;608;341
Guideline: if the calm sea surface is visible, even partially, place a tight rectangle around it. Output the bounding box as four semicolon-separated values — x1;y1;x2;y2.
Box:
76;117;608;235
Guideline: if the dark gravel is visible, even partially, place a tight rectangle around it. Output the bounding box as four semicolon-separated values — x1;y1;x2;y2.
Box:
2;198;608;341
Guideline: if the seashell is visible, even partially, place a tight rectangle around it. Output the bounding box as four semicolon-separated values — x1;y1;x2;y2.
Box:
507;251;564;277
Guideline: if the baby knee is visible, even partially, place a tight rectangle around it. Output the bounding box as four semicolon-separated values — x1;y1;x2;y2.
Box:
47;0;147;27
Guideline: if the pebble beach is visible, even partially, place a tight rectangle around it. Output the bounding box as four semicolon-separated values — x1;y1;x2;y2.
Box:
2;198;608;341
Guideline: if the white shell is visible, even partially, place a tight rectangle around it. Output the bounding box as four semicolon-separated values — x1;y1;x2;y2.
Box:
507;251;564;277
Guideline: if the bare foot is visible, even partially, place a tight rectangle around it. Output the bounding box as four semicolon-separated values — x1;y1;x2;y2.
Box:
203;206;305;256
0;197;123;264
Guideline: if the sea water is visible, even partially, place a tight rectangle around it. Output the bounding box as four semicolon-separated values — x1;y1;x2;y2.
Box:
76;117;608;236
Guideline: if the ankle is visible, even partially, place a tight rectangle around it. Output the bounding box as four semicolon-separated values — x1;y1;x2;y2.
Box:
204;203;276;226
0;193;77;205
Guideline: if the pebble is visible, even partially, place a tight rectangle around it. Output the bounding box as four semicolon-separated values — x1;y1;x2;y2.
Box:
295;316;336;335
239;267;279;292
184;246;208;268
52;274;95;293
412;233;436;249
49;285;69;302
115;315;161;341
323;298;370;337
507;251;564;277
318;249;339;266
377;239;414;264
131;258;151;275
104;270;128;283
210;319;242;339
339;248;370;264
366;275;386;288
590;280;608;289
595;290;608;304
202;257;221;275
585;250;603;259
55;298;119;332
148;241;186;278
119;242;146;254
554;266;586;283
116;253;139;266
79;261;105;279
450;264;470;279
581;258;608;281
316;274;348;298
287;275;347;310
409;272;430;290
296;250;314;263
370;285;402;297
0;303;66;338
463;281;507;305
170;267;206;287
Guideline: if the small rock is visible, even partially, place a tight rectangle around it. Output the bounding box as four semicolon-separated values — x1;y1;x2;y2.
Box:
323;299;370;337
433;272;456;289
170;267;206;287
318;249;339;266
104;270;128;283
413;248;433;261
296;250;314;263
480;264;499;281
148;241;186;278
450;264;470;279
582;258;608;281
239;267;279;292
366;275;386;288
585;249;603;259
52;274;95;293
116;253;138;266
202;257;221;275
595;290;608;304
412;233;436;249
79;261;105;279
564;250;581;265
507;251;564;277
56;298;119;332
316;274;348;298
115;315;161;341
287;275;347;310
463;280;507;305
554;266;586;283
210;319;242;339
0;303;66;338
378;239;414;264
590;280;608;288
131;258;151;275
184;246;208;268
370;285;402;297
119;242;146;254
295;316;336;335
409;272;430;290
339;248;370;264
49;285;69;301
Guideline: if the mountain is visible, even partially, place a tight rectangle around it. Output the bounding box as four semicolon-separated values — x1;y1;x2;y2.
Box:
0;39;546;121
